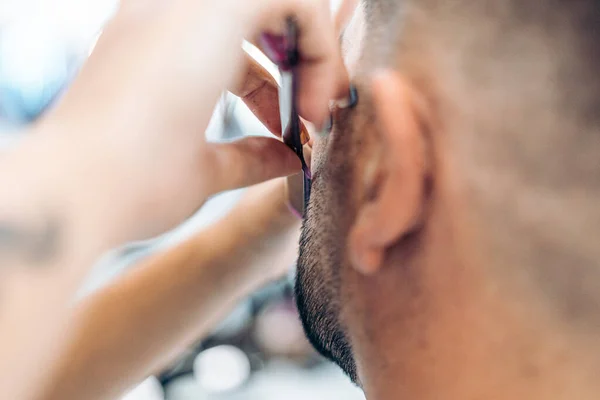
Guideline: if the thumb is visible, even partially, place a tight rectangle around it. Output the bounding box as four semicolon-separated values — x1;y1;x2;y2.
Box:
206;136;301;194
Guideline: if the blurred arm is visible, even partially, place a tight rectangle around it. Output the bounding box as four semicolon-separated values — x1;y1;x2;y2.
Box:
40;179;300;400
0;131;131;400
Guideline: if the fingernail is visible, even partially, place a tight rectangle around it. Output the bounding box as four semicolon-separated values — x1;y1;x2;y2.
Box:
333;84;358;109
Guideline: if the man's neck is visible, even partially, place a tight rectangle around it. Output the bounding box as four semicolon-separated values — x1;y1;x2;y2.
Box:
348;254;600;400
344;183;600;399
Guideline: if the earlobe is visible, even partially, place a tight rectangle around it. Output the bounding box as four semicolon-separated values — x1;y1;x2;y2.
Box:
348;70;429;275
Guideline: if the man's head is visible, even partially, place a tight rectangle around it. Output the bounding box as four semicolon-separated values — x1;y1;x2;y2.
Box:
296;1;600;398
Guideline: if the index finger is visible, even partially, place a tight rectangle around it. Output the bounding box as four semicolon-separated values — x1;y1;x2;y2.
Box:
230;52;282;136
230;52;310;143
252;0;350;128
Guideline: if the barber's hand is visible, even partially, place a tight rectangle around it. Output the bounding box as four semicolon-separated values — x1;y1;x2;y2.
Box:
39;0;347;247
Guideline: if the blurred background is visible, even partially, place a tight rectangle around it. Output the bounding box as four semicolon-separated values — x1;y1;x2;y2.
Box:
0;1;364;399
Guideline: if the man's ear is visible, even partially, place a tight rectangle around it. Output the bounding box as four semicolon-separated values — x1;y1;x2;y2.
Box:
348;70;429;275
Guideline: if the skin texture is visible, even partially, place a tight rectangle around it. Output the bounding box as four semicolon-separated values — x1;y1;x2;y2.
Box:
0;1;349;398
296;2;600;400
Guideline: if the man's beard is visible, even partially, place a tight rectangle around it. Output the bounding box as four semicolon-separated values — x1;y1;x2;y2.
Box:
294;216;358;383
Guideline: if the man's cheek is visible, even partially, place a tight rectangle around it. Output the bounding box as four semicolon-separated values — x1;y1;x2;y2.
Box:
310;137;329;175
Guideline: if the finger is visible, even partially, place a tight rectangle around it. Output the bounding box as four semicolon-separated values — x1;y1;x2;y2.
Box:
254;0;349;127
296;7;350;127
230;53;282;136
207;136;301;194
230;52;311;144
117;0;167;18
297;52;349;128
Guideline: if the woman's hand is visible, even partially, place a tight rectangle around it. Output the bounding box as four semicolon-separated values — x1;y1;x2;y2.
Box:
39;0;347;248
0;2;357;398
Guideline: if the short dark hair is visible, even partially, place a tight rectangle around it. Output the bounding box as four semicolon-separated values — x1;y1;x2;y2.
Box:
367;0;600;326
